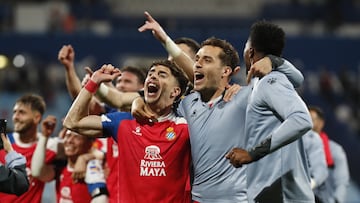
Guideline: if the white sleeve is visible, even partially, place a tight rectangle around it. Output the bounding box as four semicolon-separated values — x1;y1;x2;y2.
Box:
31;134;48;177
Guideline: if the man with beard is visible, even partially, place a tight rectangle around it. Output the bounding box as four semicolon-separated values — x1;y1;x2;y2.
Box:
0;94;59;202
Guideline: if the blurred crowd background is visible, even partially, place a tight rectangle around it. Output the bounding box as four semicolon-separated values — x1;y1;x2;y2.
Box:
0;0;359;201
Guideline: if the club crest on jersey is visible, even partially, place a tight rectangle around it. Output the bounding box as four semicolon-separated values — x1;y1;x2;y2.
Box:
267;77;277;84
165;127;176;140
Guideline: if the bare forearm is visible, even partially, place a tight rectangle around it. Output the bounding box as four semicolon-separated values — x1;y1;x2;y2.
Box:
31;135;55;182
64;88;93;129
96;84;140;109
31;135;48;177
173;53;194;83
163;37;194;83
64;88;103;138
65;64;82;99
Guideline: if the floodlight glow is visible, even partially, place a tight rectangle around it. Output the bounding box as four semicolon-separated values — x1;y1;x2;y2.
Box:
13;54;26;68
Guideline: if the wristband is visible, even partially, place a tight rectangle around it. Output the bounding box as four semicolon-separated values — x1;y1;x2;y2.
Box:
85;80;99;94
163;37;182;58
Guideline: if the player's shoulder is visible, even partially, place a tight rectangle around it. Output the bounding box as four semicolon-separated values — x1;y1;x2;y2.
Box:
186;90;203;100
258;72;291;90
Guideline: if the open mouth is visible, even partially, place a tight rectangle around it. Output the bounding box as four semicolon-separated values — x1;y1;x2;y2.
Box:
147;83;159;96
195;72;204;82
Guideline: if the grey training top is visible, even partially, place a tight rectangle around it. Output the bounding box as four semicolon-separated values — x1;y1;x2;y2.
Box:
177;59;304;203
302;130;328;188
179;88;251;203
245;64;314;202
314;140;350;203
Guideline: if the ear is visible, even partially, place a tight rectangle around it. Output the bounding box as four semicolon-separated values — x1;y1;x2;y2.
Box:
171;86;181;98
249;47;254;58
233;66;241;75
33;112;42;125
249;47;255;65
222;66;233;77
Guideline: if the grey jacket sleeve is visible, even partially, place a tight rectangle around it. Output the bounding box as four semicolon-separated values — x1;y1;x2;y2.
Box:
330;141;350;203
262;72;312;152
303;131;328;187
248;73;312;160
0;151;29;196
274;59;304;88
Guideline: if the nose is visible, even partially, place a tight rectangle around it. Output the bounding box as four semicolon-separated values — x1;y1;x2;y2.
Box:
12;112;19;121
194;60;202;69
116;82;125;91
149;72;158;80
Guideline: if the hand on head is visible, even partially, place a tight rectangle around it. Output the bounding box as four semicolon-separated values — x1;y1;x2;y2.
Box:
246;57;272;84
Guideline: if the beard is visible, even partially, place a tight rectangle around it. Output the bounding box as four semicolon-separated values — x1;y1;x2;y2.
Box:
13;121;33;134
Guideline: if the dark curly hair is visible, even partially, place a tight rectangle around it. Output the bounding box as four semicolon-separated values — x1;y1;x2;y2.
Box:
249;20;285;57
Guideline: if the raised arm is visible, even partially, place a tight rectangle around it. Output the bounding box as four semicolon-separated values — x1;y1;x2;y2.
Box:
59;46;108;115
138;11;194;83
63;64;138;137
96;82;139;110
31;115;57;182
58;45;82;99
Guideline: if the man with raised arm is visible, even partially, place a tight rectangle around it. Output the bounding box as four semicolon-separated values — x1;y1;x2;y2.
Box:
63;61;192;203
133;12;306;202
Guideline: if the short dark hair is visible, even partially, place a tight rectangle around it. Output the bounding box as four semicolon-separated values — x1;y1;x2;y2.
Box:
174;37;200;55
121;66;146;84
201;37;240;74
150;60;189;101
249;20;285;57
308;105;325;121
16;94;46;116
